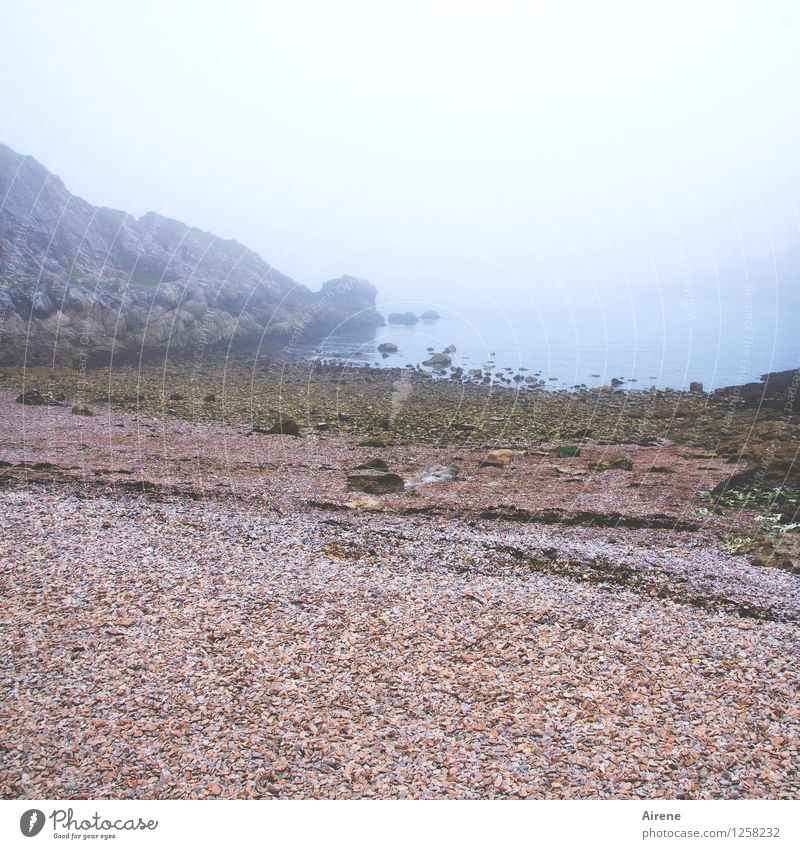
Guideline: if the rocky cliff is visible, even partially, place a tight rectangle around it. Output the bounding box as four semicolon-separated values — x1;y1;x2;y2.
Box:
0;144;382;365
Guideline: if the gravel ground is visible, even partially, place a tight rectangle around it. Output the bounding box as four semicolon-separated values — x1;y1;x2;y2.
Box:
1;394;799;798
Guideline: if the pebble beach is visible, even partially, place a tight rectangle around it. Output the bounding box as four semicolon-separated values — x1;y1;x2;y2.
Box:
1;374;798;799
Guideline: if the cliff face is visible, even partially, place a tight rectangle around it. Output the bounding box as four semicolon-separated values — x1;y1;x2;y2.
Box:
0;144;382;365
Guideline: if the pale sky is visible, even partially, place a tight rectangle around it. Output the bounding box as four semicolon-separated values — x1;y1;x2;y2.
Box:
1;0;799;304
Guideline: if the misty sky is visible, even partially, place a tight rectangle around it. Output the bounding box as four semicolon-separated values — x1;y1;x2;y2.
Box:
1;1;799;306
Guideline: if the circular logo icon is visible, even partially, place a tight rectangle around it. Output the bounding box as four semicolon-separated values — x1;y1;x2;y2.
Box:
20;809;45;837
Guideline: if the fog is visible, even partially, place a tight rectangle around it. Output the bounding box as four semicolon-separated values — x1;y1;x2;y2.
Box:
1;0;799;309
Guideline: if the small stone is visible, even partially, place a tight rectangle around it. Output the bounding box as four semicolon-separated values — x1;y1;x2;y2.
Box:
589;456;634;471
359;432;391;448
485;449;525;465
15;390;44;405
346;469;405;494
355;458;389;471
255;416;300;436
345;495;387;511
417;463;459;484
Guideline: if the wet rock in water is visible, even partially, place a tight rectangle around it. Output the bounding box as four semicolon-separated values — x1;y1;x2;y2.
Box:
377;342;398;354
71;404;94;416
423;352;452;368
443;344;457;354
555;445;581;458
689;381;704;393
417;463;459;484
15;389;44;405
388;312;419;325
420;310;440;320
346;468;405;494
589;455;634;471
355;458;389;471
611;377;625;387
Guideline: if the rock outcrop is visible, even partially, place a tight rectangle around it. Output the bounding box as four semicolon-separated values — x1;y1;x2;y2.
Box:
0;144;382;365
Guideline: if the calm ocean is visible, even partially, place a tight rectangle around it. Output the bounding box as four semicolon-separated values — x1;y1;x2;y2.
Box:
303;290;798;392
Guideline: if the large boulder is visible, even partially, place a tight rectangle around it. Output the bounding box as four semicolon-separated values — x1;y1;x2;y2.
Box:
387;312;419;325
422;352;452;368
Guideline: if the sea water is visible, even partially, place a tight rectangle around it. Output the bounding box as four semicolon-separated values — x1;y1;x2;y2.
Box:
306;290;798;391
